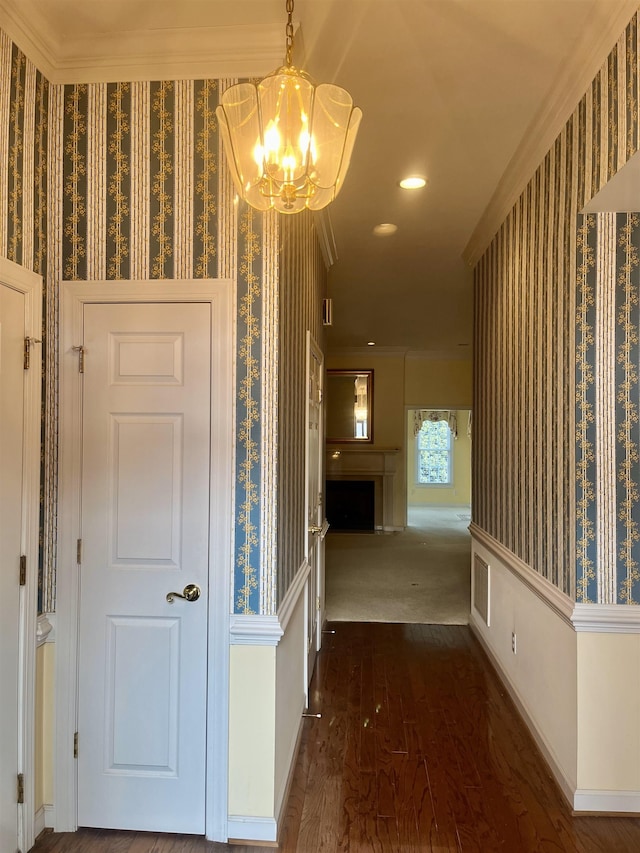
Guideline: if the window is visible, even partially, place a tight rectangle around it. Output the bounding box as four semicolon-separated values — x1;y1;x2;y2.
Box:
417;419;452;485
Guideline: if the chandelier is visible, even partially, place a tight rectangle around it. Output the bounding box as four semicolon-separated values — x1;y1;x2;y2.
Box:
216;0;362;214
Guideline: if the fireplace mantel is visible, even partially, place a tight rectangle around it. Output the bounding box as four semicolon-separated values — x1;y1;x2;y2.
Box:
325;446;401;532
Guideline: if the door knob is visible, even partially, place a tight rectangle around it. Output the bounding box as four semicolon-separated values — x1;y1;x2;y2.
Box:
166;583;201;604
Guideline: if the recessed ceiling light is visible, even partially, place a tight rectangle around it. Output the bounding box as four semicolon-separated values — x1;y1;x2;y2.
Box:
373;223;398;237
367;341;376;346
399;175;427;190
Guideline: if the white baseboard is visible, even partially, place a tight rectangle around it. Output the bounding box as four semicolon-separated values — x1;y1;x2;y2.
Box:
228;716;303;847
35;806;45;840
227;815;278;844
275;713;304;832
35;804;55;839
573;789;640;814
469;617;576;810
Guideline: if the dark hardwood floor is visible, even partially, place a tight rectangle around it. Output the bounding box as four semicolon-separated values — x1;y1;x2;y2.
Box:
33;622;640;852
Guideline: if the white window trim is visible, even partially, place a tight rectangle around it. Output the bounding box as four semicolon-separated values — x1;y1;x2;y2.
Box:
415;421;453;487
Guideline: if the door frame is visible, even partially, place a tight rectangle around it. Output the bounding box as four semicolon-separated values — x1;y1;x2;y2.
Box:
55;280;233;842
0;256;42;853
303;332;325;692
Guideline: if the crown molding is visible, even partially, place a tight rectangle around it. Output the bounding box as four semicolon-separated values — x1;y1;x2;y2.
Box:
0;0;58;77
313;210;338;269
48;24;284;84
326;345;409;359
406;348;472;362
463;0;640;268
0;0;284;83
326;345;473;361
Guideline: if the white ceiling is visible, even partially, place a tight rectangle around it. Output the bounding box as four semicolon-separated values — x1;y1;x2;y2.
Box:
1;0;638;355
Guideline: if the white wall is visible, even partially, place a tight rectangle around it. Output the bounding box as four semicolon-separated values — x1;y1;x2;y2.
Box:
577;633;640;793
470;532;578;800
227;577;307;842
471;528;640;812
274;590;306;822
228;645;276;820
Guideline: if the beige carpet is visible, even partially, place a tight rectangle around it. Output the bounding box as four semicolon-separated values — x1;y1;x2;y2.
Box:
325;505;471;624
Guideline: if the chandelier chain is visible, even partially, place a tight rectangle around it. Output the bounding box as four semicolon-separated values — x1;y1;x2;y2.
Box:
285;0;294;66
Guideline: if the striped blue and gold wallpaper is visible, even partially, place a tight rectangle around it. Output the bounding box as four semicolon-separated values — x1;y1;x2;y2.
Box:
0;29;321;616
0;34;50;608
576;212;640;603
51;80;274;615
474;12;640;602
57;80;220;283
277;212;326;603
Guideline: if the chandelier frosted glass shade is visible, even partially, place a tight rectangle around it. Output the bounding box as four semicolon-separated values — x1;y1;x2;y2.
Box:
216;66;362;214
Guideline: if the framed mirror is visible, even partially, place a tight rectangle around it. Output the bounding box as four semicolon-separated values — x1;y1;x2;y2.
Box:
326;369;373;443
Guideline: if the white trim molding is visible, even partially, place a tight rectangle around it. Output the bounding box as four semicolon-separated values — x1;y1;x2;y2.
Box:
227;815;278;844
36;613;55;646
571;603;640;633
277;560;310;635
0;256;43;853
472;525;640;634
229;615;284;646
34;804;55;840
0;0;286;84
463;0;640;267
260;209;279;615
313;210;337;269
470;523;574;626
229;558;313;645
55;279;233;842
573;789;640;814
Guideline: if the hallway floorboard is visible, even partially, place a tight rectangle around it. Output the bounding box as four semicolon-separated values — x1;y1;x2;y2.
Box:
33;622;640;852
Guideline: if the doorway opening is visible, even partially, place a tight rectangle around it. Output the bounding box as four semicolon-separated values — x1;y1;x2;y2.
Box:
323;409;471;624
407;408;472;522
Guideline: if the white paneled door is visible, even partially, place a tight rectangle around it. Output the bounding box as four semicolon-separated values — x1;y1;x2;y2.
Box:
77;302;211;833
0;282;25;853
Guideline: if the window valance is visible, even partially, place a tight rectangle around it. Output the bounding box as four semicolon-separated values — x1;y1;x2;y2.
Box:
412;409;458;439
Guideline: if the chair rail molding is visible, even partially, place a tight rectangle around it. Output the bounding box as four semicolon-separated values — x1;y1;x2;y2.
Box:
470;523;574;626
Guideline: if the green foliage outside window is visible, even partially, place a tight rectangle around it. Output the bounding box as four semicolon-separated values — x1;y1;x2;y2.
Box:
417;419;452;485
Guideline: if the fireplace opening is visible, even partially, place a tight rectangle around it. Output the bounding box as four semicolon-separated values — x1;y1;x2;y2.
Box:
326;479;375;531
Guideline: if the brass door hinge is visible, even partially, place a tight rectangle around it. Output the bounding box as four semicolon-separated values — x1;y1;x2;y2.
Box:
74;732;78;758
316;596;321;611
19;555;26;586
17;773;24;804
23;336;41;370
72;345;86;374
